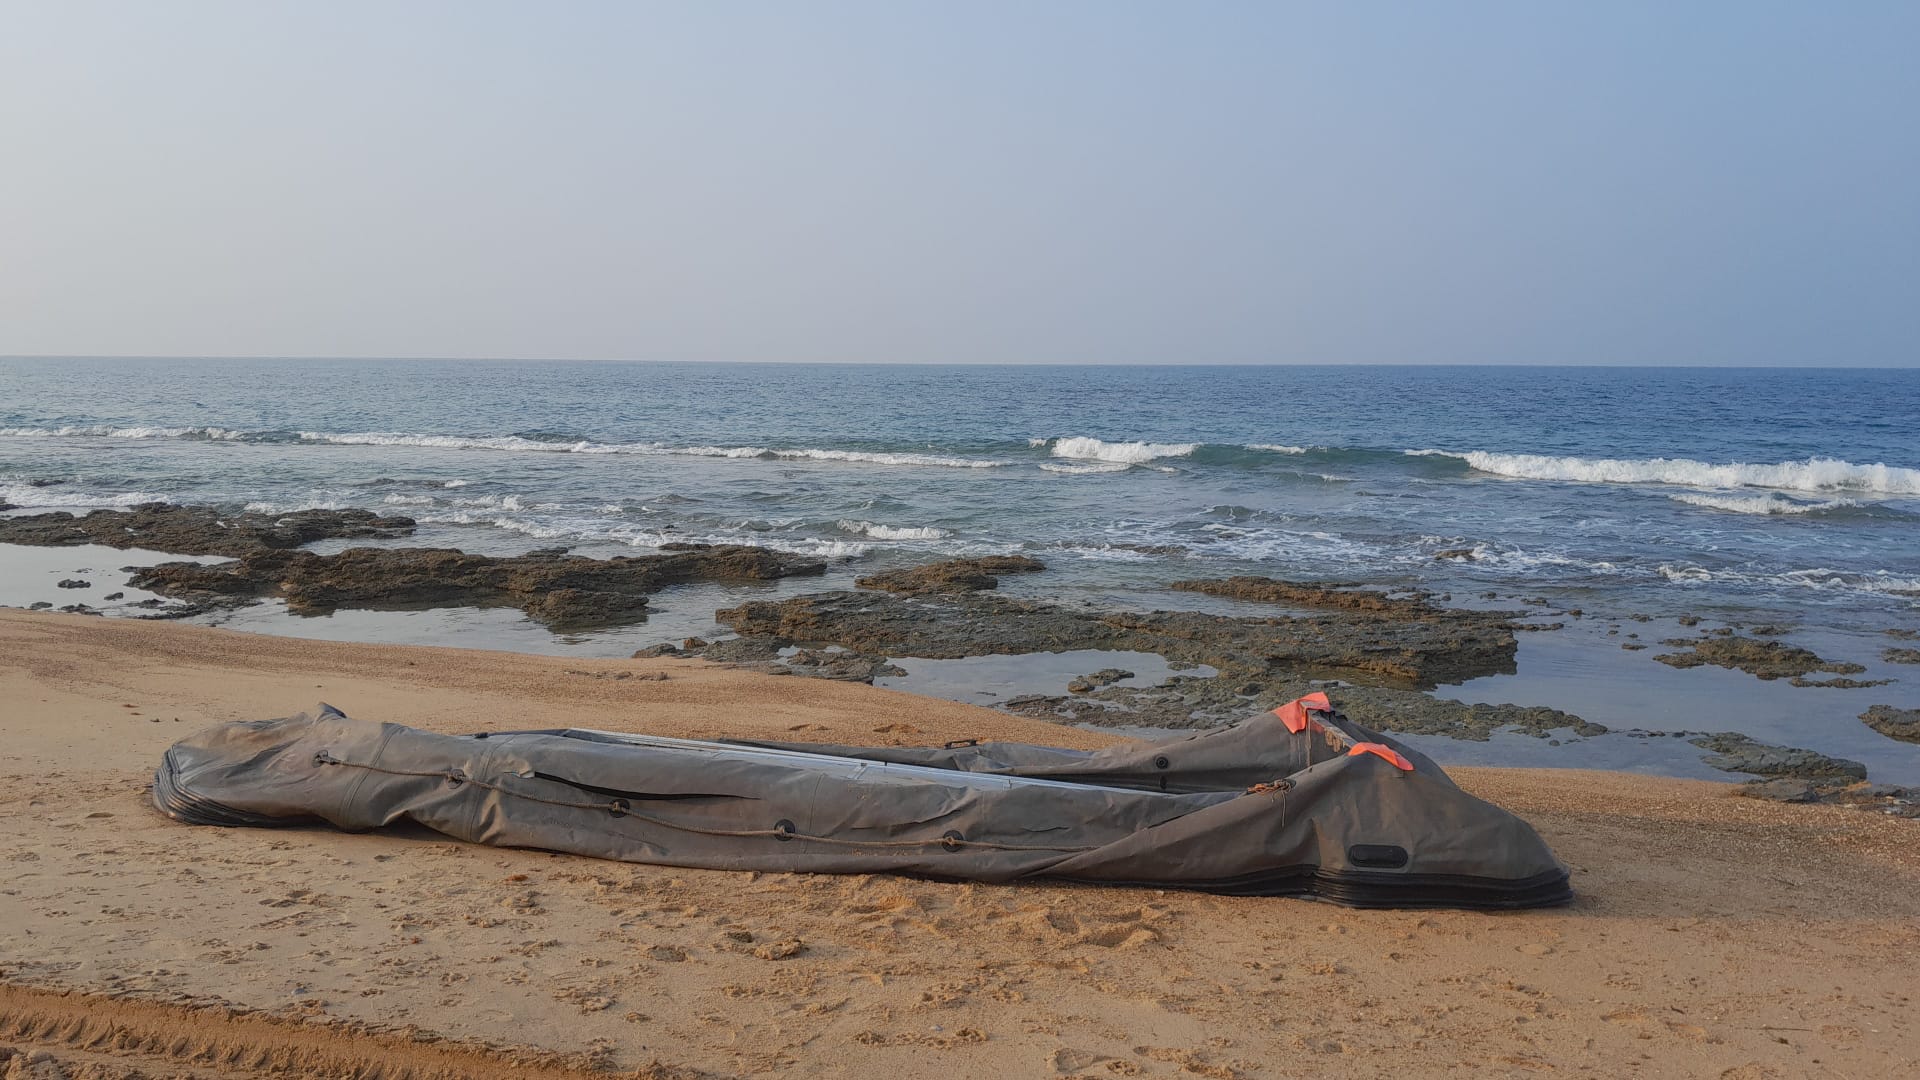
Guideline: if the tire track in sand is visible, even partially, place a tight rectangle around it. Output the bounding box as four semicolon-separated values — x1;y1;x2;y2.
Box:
0;982;708;1079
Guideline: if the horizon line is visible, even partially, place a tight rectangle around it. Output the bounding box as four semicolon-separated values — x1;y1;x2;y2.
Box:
3;354;1916;370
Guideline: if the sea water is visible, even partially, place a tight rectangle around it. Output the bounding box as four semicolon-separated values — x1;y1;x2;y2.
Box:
3;358;1917;777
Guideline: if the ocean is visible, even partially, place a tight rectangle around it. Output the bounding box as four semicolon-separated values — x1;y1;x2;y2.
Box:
4;357;1918;779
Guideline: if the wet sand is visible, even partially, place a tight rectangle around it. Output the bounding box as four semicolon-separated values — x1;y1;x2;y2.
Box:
2;609;1918;1078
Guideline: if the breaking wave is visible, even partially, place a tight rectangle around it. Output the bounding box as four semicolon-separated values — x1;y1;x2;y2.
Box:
0;424;257;441
1039;461;1131;475
836;520;948;540
1048;437;1199;465
1414;449;1920;495
1;484;170;508
1668;492;1861;516
1658;563;1920;598
1245;443;1309;455
741;537;871;559
0;425;1007;469
762;448;1001;469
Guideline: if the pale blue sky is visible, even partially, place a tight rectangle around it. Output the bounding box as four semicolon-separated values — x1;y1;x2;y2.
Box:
1;2;1914;365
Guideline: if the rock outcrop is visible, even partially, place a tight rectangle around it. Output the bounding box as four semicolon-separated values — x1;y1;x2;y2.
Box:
855;556;1045;596
1860;705;1920;744
131;543;825;628
0;503;416;557
1654;635;1868;682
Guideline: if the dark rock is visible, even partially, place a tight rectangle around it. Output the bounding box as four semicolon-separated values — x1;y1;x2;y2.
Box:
995;674;1602;740
683;637;709;651
856;556;1045;596
779;649;907;684
1738;778;1821;803
1067;668;1134;693
27;601;52;610
1886;628;1920;641
1746;623;1793;636
1655;635;1867;681
1860;705;1920;744
102;591;125;600
58;604;101;615
704;588;1602;739
132;543;826;629
55;579;90;589
1621;642;1647;651
631;644;682;658
1677;614;1700;627
1787;675;1892;689
1688;732;1867;780
0;503;416;558
697;637;788;665
716;588;1520;690
1432;548;1477;561
1882;647;1920;666
1738;777;1920;818
1169;576;1458;618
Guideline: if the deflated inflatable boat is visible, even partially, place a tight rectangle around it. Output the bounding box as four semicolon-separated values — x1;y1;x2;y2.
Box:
152;694;1572;908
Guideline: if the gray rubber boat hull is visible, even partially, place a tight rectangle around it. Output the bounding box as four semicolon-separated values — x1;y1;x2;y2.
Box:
152;702;1572;908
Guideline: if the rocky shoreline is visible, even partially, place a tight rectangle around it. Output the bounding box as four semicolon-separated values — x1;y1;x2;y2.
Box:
1;503;1914;813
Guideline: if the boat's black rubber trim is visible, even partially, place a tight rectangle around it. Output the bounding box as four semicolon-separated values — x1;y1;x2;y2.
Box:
1073;866;1574;908
528;772;750;803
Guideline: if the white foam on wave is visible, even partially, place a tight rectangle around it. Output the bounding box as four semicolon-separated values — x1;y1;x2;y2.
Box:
1658;563;1920;597
309;432;1006;468
1027;437;1050;448
1246;443;1309;455
1;484;170;508
836;519;948;540
1455;544;1621;574
449;494;526;511
380;493;437;506
441;479;472;488
1;424;1011;469
1049;437;1199;465
416;509;577;540
1669;492;1860;516
0;424;252;440
766;538;872;558
768;448;1001;469
243;498;349;513
301;431;593;453
660;445;773;459
1414;449;1920;495
1038;461;1131;475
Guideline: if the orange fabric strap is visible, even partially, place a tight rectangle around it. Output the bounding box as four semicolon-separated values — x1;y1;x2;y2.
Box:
1272;692;1333;734
1347;743;1414;771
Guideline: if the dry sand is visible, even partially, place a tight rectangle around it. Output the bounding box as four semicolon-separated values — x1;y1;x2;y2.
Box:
1;609;1916;1079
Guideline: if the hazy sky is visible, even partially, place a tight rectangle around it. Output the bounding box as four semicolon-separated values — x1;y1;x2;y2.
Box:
2;2;1915;365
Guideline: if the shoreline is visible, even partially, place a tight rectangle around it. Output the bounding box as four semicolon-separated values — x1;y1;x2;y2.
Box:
3;610;1919;1076
2;501;1917;788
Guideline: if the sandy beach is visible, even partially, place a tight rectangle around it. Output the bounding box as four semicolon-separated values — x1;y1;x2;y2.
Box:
1;609;1914;1079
